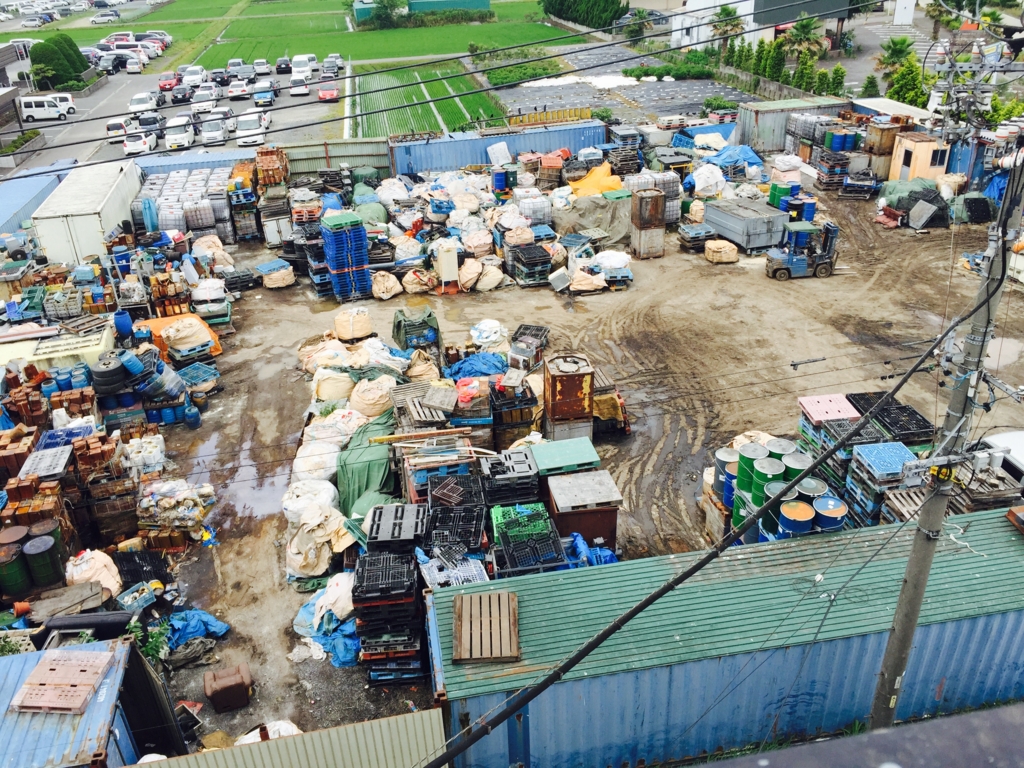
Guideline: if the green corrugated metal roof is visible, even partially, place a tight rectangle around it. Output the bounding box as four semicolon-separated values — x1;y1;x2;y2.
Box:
743;97;848;112
434;509;1024;700
158;710;445;768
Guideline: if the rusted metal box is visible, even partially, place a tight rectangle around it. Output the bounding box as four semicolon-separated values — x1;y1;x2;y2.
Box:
631;188;666;230
863;122;901;156
630;224;665;259
544;354;594;421
204;663;252;713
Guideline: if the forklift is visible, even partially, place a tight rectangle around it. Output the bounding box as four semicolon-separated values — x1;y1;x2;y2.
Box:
765;221;840;281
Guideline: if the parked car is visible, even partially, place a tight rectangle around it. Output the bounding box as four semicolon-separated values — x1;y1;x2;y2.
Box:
18;96;67;122
125;56;142;74
275;56;291;75
227;78;252;99
21;15;43;25
191;89;217;113
322;59;338;77
123;131;157;155
226;57;244;74
128;90;163;113
145;29;172;43
136;110;167;138
233;64;256;83
209;68;231;87
105;115;135;142
253;58;270;75
290;54;312;81
170;83;194;103
317;81;339;102
176;63;189;76
0;11;12;20
90;11;115;21
163;116;195;148
50;93;75;113
138;41;162;58
200;118;227;145
195;81;221;98
236;107;269;146
325;53;342;65
289;75;309;96
158;70;179;90
69;2;89;10
182;65;206;86
174;109;200;129
253;79;275;106
92;2;120;12
97;54;122;74
209;106;236;131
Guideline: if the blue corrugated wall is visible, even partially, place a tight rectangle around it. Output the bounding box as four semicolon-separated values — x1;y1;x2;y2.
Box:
389;121;608;175
448;610;1024;768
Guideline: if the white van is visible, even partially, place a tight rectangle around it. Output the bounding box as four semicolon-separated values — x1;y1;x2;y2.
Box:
49;93;76;114
164;116;195;149
106;115;135;142
19;96;67;122
290;54;312;81
113;42;149;63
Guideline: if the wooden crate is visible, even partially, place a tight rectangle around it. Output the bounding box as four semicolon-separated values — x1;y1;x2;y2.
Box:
452;592;520;663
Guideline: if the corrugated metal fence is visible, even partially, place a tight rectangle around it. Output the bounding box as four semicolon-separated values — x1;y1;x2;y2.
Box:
282;139;390;175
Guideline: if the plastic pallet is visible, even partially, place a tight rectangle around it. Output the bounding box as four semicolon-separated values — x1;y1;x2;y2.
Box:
844;391;897;415
18;445;73;480
176;362;220;388
366;504;429;553
255;258;291;275
411;462;470;486
427;474;485;509
871;405;935;444
531;224;557;242
168;340;214;360
851;442;916;481
500;530;567;570
37;425;95;451
353;553;419;600
426;505;487;552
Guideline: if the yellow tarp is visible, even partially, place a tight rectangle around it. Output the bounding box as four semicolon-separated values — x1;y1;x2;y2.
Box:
136;313;223;362
568;162;623;197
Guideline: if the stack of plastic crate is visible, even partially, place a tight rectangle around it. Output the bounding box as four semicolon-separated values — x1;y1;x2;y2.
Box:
490;503;567;576
480;449;540;506
352;551;424;684
844;442;916;526
320;212;371;302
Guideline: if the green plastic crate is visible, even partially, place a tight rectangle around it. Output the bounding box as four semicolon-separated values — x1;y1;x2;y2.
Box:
321;211;363;230
602;189;632;201
491;503;550;537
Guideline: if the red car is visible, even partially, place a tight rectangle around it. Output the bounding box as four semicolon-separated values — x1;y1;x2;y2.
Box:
317;84;339;102
158;71;180;91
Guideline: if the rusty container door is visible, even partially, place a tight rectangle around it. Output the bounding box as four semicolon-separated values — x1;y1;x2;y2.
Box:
544;354;594;421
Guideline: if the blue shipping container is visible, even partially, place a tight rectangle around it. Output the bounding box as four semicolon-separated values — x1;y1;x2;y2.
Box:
389;120;608;174
133;149;256;175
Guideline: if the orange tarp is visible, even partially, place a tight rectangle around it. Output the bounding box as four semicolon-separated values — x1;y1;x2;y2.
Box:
135;313;223;363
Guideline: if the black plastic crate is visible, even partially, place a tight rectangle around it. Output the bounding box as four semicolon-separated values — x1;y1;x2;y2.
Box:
366;504;429;553
354;599;419;620
844;391;902;416
500;530;567;570
872;404;935;444
427;474;485;509
223;268;257;292
512;245;552;265
356;616;420;636
426;505;487;552
111;550;171;586
490;383;538;413
512;324;550;348
353;553;418;601
821;418;887;446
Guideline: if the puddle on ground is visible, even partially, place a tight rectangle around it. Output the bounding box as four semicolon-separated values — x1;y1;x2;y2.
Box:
987;337;1024;371
218;440;289;520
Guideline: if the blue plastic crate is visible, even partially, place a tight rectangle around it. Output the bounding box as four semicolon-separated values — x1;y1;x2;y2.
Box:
255;258;291;275
168;340;214;361
177;362;220;387
531;224;556;242
412;462;471;486
852;442;915;481
37;425;96;450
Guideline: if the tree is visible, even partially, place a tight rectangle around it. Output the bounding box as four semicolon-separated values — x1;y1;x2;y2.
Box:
981;9;1003;29
814;69;830;95
724;36;737;66
828;63;846;96
710;4;745;53
541;0;627;29
924;2;946;40
739;39;754;71
370;0;402;28
766;40;786;81
29;42;75;88
50;33;89;75
29;63;57;91
793;51;816;91
860;74;881;97
753;38;767;76
874;36;914;84
886;56;928;108
623;8;651;40
780;67;792;86
783;14;828;58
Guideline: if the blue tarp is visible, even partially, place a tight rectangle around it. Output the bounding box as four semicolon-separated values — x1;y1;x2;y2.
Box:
292;589;360;667
167;609;230;650
442;352;508;380
703;145;763;168
984;171;1008;206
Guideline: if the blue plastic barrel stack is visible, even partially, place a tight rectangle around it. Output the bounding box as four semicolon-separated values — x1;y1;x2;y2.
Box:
320;213;372;302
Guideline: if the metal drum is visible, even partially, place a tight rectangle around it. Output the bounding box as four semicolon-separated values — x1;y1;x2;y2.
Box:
779;501;815;535
751;458;785;507
0;543;31;597
783;451;814;481
22;535;62;587
737;443;768;493
723;462;737;508
813;495;847;532
0;525;30;547
28;518;61;553
762;480;797;534
796;477;829;505
765;438;796;460
631;188;666;229
714;447;739;496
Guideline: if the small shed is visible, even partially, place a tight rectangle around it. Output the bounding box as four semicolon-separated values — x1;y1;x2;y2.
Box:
890;132;948;182
353;0;375;22
736;97;850;153
408;0;490;11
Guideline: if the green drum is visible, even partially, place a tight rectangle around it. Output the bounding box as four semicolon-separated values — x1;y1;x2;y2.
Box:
22;535;62;587
783;451;814;481
751;458;785;507
28;518;61;555
762;480;798;534
0;543;31;597
766;438;796;461
0;525;29;548
737;443;768;492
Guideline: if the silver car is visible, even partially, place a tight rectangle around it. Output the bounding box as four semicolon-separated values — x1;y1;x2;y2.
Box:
200;118;227;145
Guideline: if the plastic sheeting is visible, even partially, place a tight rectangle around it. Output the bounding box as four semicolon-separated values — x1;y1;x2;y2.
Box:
984;171;1009;206
567;163;623;197
336;409;396;517
167;609;230;650
702;145;763;168
879;177;937;201
292;588;360;667
442;352;508;380
552;195;631;248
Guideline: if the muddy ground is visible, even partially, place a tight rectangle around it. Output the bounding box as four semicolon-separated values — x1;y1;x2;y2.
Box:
162;194;1024;737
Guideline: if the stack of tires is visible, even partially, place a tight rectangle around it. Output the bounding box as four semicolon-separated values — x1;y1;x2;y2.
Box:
90;353;126;396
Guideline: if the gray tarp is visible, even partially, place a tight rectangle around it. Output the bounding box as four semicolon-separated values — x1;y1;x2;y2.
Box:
552;196;631;248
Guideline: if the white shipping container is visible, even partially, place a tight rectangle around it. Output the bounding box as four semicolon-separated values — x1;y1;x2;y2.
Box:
31;161;142;265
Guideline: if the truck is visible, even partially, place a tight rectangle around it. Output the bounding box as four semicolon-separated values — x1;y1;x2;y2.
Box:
764;221;840;281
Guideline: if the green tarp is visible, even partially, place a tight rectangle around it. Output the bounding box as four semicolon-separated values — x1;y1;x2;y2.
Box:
336;409;396;517
879;177;936;201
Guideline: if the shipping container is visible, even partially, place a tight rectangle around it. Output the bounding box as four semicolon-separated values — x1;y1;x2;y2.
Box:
703;199;790;252
0;174;59;234
32;161;142;265
426;509;1024;768
283;139;390;175
389;120;607;175
132;148;255;175
737;97;850;153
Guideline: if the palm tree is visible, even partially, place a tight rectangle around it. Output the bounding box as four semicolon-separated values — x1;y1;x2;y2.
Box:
924;2;946;40
624;8;652;41
874;36;915;84
710;5;745;54
981;9;1003;30
783;15;828;58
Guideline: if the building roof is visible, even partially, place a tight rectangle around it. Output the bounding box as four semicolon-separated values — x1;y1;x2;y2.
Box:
853;97;933;123
0;640;131;768
432;509;1024;700
0;175;59;233
159;709;446;768
31;161;137;219
897;132;937;144
740;97;848;113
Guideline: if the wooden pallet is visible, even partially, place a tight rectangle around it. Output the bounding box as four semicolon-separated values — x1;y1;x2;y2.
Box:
11;649;114;714
452;592;520;663
408;398;448;425
59;315;109;336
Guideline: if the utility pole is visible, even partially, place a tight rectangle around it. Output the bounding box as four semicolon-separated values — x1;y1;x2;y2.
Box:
868;145;1024;729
